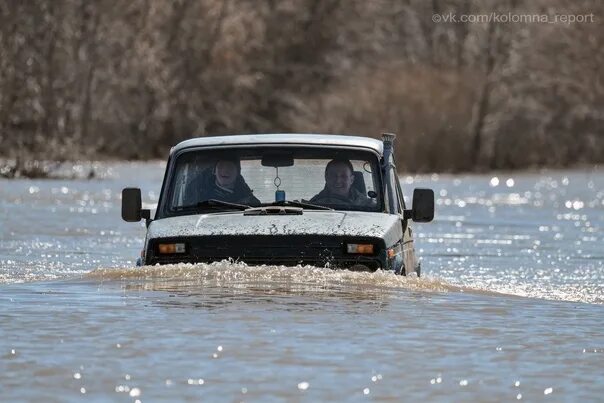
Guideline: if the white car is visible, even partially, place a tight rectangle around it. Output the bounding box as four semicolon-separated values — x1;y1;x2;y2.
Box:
122;133;434;275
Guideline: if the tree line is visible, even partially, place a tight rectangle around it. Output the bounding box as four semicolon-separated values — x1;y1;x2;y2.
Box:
0;0;602;176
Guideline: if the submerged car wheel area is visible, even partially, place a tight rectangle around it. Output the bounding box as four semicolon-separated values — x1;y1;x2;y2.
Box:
122;133;434;275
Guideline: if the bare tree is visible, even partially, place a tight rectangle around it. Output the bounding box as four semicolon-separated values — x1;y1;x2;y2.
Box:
0;0;602;176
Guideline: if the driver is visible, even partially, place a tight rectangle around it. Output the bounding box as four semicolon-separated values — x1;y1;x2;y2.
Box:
197;158;260;205
310;159;373;207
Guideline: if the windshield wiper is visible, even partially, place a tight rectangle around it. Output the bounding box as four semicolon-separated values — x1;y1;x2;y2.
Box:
173;199;251;212
269;200;333;211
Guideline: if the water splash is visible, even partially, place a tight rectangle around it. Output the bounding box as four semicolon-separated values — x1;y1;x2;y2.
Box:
88;261;496;298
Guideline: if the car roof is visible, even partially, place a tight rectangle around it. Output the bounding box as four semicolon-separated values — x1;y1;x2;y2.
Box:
171;133;384;155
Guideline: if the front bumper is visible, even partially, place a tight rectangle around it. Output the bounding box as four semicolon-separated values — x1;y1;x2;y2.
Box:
144;235;386;271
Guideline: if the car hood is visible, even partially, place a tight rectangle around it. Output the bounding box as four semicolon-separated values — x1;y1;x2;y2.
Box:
147;211;400;239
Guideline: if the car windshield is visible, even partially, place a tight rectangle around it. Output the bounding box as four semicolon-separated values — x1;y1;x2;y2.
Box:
163;147;383;215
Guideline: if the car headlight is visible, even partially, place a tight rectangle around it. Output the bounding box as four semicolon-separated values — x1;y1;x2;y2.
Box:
157;242;187;254
346;243;374;254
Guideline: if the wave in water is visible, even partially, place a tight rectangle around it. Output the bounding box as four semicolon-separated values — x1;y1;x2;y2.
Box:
87;261;603;304
87;261;503;298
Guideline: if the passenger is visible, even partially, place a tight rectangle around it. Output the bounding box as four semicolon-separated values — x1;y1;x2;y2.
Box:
310;159;373;207
197;158;260;205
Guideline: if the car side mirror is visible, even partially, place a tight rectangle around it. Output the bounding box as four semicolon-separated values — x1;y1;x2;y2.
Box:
122;188;150;222
411;188;434;222
404;188;434;222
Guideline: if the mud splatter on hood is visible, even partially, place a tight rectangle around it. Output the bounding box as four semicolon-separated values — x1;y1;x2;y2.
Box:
147;211;400;239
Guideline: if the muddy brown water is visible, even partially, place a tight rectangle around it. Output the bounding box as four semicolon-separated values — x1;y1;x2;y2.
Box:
1;163;603;401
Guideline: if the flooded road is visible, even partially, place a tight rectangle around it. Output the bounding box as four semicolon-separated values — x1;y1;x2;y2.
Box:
1;163;603;401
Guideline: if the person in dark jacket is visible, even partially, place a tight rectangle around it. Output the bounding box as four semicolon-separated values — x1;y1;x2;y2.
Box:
310;159;373;207
189;158;260;206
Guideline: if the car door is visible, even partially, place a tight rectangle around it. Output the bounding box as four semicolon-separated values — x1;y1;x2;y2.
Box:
395;174;418;276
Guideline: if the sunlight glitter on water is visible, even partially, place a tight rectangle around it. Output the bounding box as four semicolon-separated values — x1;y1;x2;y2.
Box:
1;163;604;400
64;163;604;304
408;169;604;304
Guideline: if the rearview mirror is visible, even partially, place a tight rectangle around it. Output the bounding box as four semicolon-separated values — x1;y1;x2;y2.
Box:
261;153;294;167
411;188;434;222
122;188;143;222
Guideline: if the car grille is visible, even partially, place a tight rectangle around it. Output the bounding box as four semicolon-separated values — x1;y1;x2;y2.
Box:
147;235;383;270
